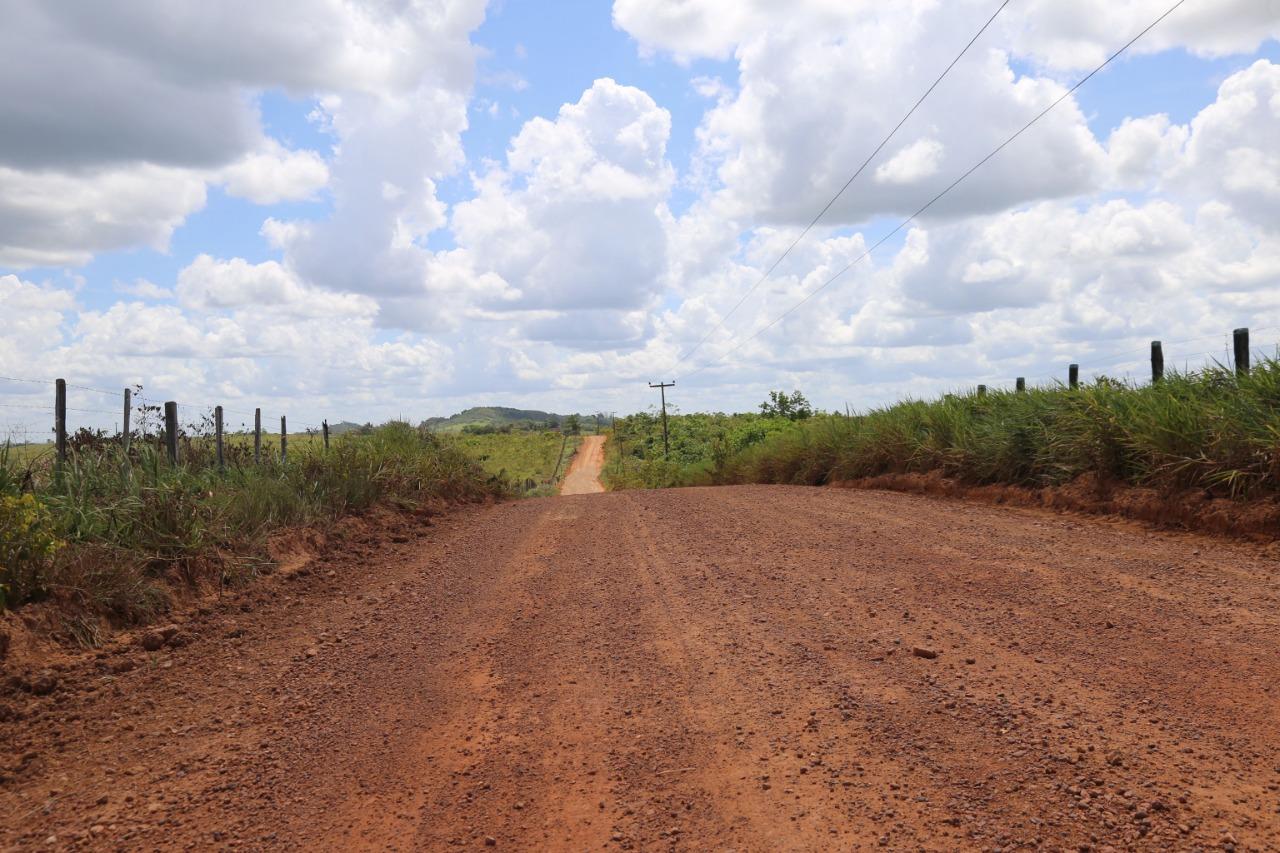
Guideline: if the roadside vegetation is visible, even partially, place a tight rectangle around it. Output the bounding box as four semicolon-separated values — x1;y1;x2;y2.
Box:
446;428;581;496
603;391;812;489
610;360;1280;500
0;421;502;638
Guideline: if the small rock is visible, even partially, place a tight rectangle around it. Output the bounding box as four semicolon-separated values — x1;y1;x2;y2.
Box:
912;647;938;660
304;647;318;658
484;837;496;847
139;633;165;652
110;658;135;674
30;672;57;696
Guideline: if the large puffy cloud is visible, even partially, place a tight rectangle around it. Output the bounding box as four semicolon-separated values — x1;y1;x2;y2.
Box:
175;255;376;318
1171;59;1280;229
220;140;330;205
264;2;488;304
0;279;455;431
620;1;1107;229
615;0;1280;72
4;1;1279;422
599;52;1280;411
446;78;674;343
1104;59;1280;233
0;0;483;270
1003;0;1280;71
0;165;208;267
0;275;76;364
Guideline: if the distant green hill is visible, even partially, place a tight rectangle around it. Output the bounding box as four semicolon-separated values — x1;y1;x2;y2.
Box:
421;406;563;433
328;421;366;435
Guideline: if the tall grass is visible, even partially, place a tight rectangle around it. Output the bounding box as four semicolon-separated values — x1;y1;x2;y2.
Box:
712;360;1280;497
446;430;580;495
0;422;503;628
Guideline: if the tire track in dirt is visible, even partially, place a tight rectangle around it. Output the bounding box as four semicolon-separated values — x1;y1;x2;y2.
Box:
2;485;1279;851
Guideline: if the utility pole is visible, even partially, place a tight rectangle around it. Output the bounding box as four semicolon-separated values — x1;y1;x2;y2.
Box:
648;381;675;461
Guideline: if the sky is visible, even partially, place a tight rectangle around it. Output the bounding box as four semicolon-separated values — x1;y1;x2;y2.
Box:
1;0;1279;437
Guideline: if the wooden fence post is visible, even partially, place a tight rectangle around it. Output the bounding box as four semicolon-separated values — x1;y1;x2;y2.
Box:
164;401;179;465
121;388;132;479
215;405;225;471
55;378;67;469
1151;341;1164;384
280;415;287;463
1234;327;1250;375
254;408;262;465
322;420;330;451
122;388;131;454
1068;364;1079;389
1015;377;1026;393
977;384;987;397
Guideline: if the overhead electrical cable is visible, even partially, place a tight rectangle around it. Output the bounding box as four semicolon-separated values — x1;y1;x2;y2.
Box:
670;0;1015;371
678;0;1190;381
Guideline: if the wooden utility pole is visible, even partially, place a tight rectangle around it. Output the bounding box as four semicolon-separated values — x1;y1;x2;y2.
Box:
1068;363;1080;389
1015;377;1026;392
1151;340;1164;384
280;416;287;463
648;381;675;461
254;408;262;465
322;420;330;451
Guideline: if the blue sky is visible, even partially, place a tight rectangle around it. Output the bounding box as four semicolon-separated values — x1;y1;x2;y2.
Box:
40;6;1275;315
1;1;1278;431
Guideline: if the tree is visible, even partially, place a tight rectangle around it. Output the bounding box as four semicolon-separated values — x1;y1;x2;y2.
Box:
564;414;582;435
759;390;814;421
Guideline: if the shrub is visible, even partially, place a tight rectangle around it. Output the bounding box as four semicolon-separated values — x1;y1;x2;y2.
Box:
0;493;63;607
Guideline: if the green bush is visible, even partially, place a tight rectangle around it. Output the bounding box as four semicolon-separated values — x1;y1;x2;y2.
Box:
0;492;64;607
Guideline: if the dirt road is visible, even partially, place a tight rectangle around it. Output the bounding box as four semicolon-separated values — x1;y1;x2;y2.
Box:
560;435;606;495
3;486;1279;851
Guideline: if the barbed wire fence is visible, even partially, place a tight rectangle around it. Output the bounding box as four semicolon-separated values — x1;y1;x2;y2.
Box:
959;326;1277;399
0;375;347;468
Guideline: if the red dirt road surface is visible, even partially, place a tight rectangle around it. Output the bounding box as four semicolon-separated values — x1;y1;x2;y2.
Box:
3;486;1280;851
560;435;606;495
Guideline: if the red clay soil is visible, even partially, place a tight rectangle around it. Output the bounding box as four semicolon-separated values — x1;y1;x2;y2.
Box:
834;470;1280;540
560;435;606;495
2;486;1279;851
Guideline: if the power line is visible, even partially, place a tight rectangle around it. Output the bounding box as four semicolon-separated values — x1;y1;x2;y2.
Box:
671;0;1015;372
677;0;1191;382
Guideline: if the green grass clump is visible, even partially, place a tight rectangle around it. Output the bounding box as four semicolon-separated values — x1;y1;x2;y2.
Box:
0;422;503;627
712;360;1280;496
